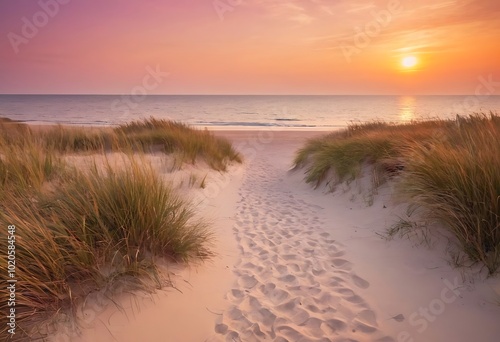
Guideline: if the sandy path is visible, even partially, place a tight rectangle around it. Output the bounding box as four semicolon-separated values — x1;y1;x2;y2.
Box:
209;141;393;342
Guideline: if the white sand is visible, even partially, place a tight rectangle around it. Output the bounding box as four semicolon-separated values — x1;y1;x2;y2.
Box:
54;130;500;342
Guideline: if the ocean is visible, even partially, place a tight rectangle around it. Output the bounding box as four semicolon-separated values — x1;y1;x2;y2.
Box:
1;95;499;129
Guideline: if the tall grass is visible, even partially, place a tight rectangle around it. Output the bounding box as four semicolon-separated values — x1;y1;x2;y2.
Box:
1;196;97;334
0;155;212;339
0;143;61;193
115;117;242;170
48;157;212;262
41;125;112;152
294;113;500;274
0;117;235;339
401;115;500;274
1;116;242;170
294;119;449;188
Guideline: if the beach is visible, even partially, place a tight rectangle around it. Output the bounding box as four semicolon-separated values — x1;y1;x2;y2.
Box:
3;0;500;340
60;129;500;342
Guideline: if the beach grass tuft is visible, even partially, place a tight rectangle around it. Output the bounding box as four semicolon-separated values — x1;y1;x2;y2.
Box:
114;117;242;171
1;116;242;170
294;113;500;274
0;117;237;338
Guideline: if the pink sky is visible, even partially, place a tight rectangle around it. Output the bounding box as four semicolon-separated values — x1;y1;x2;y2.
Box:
0;0;499;95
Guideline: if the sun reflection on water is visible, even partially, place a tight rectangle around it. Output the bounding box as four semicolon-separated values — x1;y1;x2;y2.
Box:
399;96;416;121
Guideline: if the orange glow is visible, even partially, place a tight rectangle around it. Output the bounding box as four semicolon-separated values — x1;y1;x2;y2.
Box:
0;0;499;94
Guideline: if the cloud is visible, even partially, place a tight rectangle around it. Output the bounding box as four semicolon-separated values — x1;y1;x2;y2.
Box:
345;2;376;13
306;0;500;55
246;0;342;24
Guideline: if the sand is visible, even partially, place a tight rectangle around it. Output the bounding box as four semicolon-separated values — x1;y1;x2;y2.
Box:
53;129;500;342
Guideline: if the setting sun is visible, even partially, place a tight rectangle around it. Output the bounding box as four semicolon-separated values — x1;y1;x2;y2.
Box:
401;56;418;68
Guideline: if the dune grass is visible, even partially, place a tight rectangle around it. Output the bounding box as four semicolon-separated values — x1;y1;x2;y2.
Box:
41;125;113;152
1;117;241;170
115;117;242;170
0;117;236;339
0;142;61;194
293;113;500;274
293;118;450;188
47;157;212;262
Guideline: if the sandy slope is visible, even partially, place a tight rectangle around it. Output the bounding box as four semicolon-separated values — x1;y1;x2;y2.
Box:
54;130;500;342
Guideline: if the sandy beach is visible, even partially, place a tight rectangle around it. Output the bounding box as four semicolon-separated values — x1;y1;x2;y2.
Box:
49;129;500;342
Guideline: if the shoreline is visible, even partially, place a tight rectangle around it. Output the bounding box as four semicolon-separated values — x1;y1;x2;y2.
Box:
17;120;341;132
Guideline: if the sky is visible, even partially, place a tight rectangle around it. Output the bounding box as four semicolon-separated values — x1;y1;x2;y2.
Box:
0;0;499;95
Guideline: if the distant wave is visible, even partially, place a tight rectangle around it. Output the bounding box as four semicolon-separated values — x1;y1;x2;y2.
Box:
237;112;258;115
18;119;113;126
195;121;280;127
13;116;340;129
274;118;301;121
193;120;337;128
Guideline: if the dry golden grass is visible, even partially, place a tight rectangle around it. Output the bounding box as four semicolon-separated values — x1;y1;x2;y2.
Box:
294;113;500;274
0;117;238;339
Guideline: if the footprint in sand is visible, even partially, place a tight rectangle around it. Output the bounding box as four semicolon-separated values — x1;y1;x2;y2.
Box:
351;273;370;289
332;258;353;270
238;274;258;289
214;157;391;342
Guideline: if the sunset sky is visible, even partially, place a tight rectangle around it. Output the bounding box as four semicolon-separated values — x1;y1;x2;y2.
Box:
1;0;499;95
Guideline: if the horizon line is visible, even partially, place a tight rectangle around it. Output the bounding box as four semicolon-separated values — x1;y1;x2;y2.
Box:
1;93;496;97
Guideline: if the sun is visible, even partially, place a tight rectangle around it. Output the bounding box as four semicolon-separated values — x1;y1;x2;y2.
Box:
401;56;418;68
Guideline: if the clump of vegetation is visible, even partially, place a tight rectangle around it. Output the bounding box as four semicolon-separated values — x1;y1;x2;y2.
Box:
401;114;500;274
115;117;242;171
0;117;237;339
42;125;113;152
49;157;212;262
0;141;61;195
293;113;500;274
1;116;242;170
293;118;450;188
